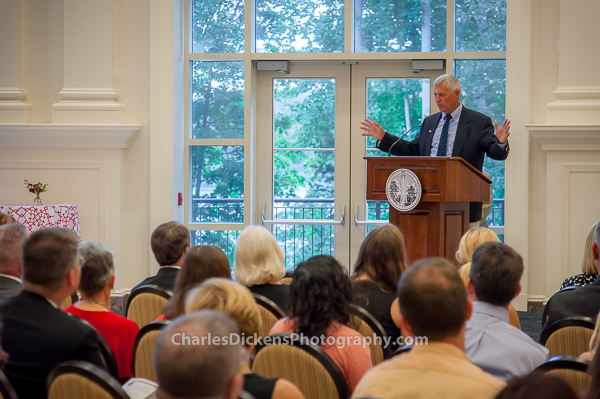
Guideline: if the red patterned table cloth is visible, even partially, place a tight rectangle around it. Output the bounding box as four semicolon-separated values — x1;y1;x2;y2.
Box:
0;204;81;237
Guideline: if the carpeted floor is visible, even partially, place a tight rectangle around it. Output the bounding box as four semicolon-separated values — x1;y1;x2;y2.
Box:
518;311;543;343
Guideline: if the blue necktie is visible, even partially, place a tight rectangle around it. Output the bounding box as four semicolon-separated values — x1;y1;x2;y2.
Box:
437;113;452;157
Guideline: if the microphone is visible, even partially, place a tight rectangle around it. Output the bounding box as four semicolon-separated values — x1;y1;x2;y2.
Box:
387;125;422;156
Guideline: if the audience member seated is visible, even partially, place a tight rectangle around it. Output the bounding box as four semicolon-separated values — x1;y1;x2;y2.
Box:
456;227;521;329
234;225;289;311
0;212;15;226
545;219;600;329
154;310;244;399
561;222;598;290
465;242;548;381
0;227;104;398
64;243;139;379
494;372;578;399
0;224;27;301
133;221;190;293
159;245;231;321
184;278;305;399
351;224;405;351
269;255;372;394
352;257;505;399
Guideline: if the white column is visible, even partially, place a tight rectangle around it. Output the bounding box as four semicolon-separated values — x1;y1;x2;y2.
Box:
52;0;123;124
0;0;32;123
546;0;600;124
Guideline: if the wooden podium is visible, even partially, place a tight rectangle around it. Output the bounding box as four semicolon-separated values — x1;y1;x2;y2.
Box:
365;156;491;264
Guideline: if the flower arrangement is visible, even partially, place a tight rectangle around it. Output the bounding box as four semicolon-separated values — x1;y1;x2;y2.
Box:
24;180;48;205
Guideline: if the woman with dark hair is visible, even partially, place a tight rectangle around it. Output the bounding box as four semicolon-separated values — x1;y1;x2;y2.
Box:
494;372;578;399
159;245;231;320
269;255;372;394
352;224;406;350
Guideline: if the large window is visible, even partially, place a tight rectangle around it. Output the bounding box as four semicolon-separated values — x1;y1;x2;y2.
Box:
184;0;507;262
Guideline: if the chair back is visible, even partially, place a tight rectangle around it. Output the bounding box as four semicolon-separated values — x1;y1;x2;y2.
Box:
278;271;294;285
126;285;172;329
0;369;17;399
252;333;348;399
133;321;169;382
252;294;286;339
60;293;79;310
349;304;391;365
74;317;120;380
540;316;595;358
47;361;130;399
542;286;577;326
534;355;592;397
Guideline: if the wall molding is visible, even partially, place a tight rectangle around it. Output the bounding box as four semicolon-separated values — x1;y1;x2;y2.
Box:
527;125;600;149
0;124;140;149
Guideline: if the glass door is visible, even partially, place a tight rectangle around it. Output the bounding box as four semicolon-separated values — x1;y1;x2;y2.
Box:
257;61;443;272
257;62;351;270
349;61;443;268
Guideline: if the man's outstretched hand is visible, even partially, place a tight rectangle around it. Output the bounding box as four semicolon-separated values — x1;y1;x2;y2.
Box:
360;119;385;141
494;119;511;144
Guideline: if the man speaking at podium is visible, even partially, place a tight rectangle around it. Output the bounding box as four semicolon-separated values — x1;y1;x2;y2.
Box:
360;74;511;227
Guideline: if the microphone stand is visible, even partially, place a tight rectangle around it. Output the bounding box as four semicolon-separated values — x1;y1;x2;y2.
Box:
387;125;422;156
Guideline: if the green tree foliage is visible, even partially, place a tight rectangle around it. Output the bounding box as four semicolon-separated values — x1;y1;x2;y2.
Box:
274;79;335;199
192;0;244;53
191;60;245;223
455;0;506;51
355;0;446;52
256;0;344;52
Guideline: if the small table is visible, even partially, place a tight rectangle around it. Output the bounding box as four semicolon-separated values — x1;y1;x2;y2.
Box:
0;204;81;237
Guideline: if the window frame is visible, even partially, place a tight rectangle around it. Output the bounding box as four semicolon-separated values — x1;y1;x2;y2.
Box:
182;0;507;241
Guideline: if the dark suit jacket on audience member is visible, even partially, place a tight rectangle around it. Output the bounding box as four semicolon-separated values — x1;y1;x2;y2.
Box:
0;290;104;399
249;284;290;313
132;266;179;293
378;106;509;222
0;276;22;301
543;277;600;330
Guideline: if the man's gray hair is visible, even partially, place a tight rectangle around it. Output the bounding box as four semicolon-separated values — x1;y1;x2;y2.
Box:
155;310;241;399
434;74;462;92
78;243;114;297
0;224;27;273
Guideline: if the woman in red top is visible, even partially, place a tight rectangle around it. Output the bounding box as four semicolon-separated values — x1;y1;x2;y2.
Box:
64;243;139;379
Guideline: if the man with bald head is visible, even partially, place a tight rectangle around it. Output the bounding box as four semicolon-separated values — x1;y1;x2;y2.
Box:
353;258;505;399
154;310;244;399
0;224;27;300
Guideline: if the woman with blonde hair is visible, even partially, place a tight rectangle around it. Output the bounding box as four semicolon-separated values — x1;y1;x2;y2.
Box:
185;278;304;399
352;224;406;350
234;225;289;310
561;222;598;290
456;227;521;329
456;227;500;284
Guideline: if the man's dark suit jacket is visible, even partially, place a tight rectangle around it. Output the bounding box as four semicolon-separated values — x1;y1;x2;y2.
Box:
378;106;509;222
543;277;600;330
0;276;22;301
132;266;179;293
0;290;104;398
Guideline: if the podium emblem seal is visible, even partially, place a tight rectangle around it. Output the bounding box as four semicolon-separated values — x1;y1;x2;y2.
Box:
386;169;422;212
